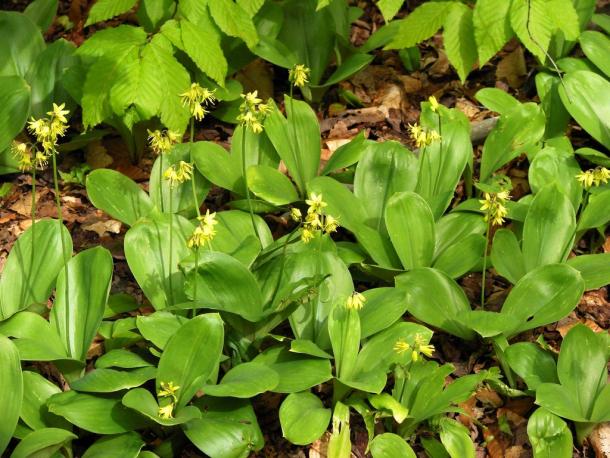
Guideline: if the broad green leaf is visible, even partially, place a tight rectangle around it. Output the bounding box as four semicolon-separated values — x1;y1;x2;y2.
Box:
548;0;580;41
535;73;571;138
396;268;476;340
185;397;264;458
0;312;67;361
385;192;435;270
10;428;77;458
208;0;258;48
385;2;454;49
480;103;545;181
265;96;320;195
47;391;149;434
321;132;369;175
318;53;374;88
157;313;224;408
490;229;526;284
24;0;59;32
85;0;138;26
210;210;271;263
86;169;152;225
475;88;520;115
527;408;573;458
577;189;610;230
184;251;264;321
0;220;72;320
71;367;157;393
199;362;279;398
0;12;45;78
501;264;584;337
82;432;144;458
137;0;175;32
432;233;485;279
528;146;581;210
434;212;486;258
96;349;154;370
0;335;23;454
125;213;194;309
279;392;331;445
181;17;227;86
192;141;243;194
358;287;408;339
522;186;575;271
247;165;298;205
328;303;361;381
559;71;610;150
439;418;475;458
290;339;333;359
567;253;610;290
136;311;188;349
21;371;70;431
50;247;113;361
510;0;555;62
473;0;512;66
370;433;416;458
354;141;418;236
121;388;201;426
253;346;333;393
443;3;477;82
505;343;558;390
592;12;610;33
369;393;409;423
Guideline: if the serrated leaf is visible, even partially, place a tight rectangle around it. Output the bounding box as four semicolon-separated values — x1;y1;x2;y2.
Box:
443;3;477;82
385;1;454;49
473;0;513;66
208;0;258;48
181;17;227;86
510;0;555;63
549;0;580;41
85;0;138;27
377;0;404;22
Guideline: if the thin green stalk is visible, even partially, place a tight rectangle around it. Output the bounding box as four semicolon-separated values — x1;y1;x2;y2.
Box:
168;186;174;306
25;166;37;306
312;233;323;342
241;129;261;240
480;219;491;308
159;154;165;213
288;87;305;196
190;117;200;318
52;151;71;350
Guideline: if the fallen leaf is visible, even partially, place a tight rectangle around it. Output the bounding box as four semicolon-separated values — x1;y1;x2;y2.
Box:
590;422;610;458
86;140;113;169
82;219;122;237
496;47;527;89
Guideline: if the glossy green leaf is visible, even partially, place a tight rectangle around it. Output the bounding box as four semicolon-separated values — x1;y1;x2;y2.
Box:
136;311;188;350
21;371;71;431
157;313;224;408
0;335;23;454
522;185;575;271
328;303;361;382
279;392;331;445
50;247;113;361
199;362;279;398
439;418;475;458
321;132;369;175
529;146;581;210
253;346;332;393
319;53;374;88
535;73;571;138
0;12;45;78
559;71;610;150
247;164;298;205
0;220;72;320
527;408;573;458
86;169;153;226
125;213;194;310
566;253;610;290
385;192;435;270
396;268;476;340
580;31;610;78
10;428;77;458
121;388;201;426
47;391;149;434
71;367;156;393
505;343;558;390
184;251;264;321
434;212;486;258
82;432;144;458
369;393;409;423
96;349;154;370
480;103;545;181
0;312;67;361
370;433;416;458
475;88;520;115
0;75;30;158
577;189;610;230
432;233;485;279
358;287;408;339
290;339;333;359
192;141;243;194
184;397;264;458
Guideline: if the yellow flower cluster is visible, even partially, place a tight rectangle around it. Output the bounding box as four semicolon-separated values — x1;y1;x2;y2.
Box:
18;103;69;171
393;334;435;362
576;167;610;189
188;209;218;248
346;291;366;310
291;193;339;243
479;190;510;226
408;123;441;148
180;83;217;121
237;91;271;134
428;95;440;113
148;129;181;155
289;64;310;88
157;381;180;419
163;161;193;188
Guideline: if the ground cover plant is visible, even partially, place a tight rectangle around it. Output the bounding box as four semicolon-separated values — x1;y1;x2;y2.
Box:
0;0;609;457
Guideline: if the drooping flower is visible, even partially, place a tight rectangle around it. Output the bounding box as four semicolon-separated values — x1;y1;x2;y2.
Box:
148;129;181;155
158;403;174;419
180;83;217;121
393;339;411;354
289;64;311;88
237;91;270;134
346;291;366;310
188;209;218;248
164;161;193;188
290;207;302;222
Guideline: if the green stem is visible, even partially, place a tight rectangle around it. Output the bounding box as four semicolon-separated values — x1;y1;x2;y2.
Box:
491;335;516;388
288;87;305;196
190;117;199;318
168;186;174;306
241;128;261;240
25;166;37;306
159;154;165;213
480;219;491;308
312;234;323;342
52;152;71;351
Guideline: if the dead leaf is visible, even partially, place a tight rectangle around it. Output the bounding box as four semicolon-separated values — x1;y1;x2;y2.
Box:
86;140;113;169
496;47;527;89
590;422;610;458
82;219;122;237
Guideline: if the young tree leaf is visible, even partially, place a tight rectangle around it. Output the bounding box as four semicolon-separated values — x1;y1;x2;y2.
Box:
85;0;138;27
181;17;227;86
377;0;404;22
385;2;454;49
443;3;477;82
510;0;555;63
208;0;258;48
473;0;513;66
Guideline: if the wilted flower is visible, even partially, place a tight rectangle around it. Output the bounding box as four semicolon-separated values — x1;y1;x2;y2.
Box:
289;64;310;88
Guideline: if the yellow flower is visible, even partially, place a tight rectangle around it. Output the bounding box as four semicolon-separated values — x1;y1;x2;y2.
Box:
180;83;217;121
237;91;269;134
301;227;315;243
393;339;411;354
407;123;423;140
148;129;181;155
595;167;610;185
34;151;49;169
164;161;193;188
428;96;440;113
243;91;262;106
324;215;339;234
290;207;302;222
289;64;311;88
158;403;174;419
419;344;435;358
158;381;180;399
576;171;594;188
479;190;510;226
188;210;218;248
426;130;441;144
346;291;366;310
48;103;69;124
305;192;327;214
